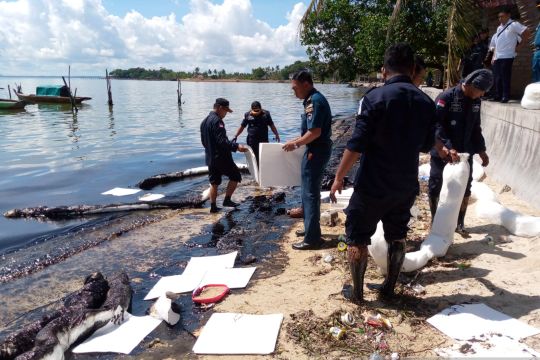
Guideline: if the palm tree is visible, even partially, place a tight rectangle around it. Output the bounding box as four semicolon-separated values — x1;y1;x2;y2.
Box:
300;0;535;85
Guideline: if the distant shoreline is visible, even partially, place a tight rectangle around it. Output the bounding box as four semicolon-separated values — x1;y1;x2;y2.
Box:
110;78;344;84
0;75;346;85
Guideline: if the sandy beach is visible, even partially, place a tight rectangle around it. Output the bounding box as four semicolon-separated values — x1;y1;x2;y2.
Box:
190;172;540;359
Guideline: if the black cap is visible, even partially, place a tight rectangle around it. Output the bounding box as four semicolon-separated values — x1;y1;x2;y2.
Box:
214;98;233;112
464;69;494;92
251;101;261;110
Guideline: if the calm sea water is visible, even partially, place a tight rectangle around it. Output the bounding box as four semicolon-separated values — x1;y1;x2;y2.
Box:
0;78;362;252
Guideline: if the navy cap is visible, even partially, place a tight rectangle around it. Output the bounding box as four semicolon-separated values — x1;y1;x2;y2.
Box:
214;98;233;112
464;69;494;92
251;101;261;110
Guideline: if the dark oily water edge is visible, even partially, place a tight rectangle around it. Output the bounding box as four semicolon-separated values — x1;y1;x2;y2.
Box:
0;115;355;359
0;189;206;283
0;185;300;360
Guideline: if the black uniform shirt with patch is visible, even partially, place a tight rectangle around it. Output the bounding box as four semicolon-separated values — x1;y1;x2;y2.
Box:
431;85;486;158
200;111;238;166
347;75;436;197
241;110;274;143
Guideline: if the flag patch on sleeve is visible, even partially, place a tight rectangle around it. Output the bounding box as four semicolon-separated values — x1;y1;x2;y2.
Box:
436;99;446;108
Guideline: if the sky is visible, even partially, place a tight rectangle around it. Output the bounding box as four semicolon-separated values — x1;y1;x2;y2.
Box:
0;0;309;76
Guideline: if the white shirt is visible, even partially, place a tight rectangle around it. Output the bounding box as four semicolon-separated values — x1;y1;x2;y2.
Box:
490;20;528;59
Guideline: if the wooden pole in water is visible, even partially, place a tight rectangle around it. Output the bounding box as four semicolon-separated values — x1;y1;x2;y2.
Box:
7;85;11;99
62;76;78;113
106;69;113;106
177;78;182;106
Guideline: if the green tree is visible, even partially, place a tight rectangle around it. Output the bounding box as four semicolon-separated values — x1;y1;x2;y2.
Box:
251;67;267;80
300;0;531;84
300;0;453;79
300;0;362;81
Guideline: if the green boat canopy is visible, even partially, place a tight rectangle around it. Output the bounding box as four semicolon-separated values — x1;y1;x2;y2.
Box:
36;85;70;97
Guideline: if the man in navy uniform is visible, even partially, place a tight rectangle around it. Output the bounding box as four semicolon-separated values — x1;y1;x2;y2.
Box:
283;70;333;250
201;98;248;213
330;43;437;301
429;69;493;235
233;101;280;163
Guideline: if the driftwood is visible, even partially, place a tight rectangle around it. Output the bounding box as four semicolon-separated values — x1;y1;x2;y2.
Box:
5;163;251;219
0;272;131;360
138;164;249;190
4;196;205;220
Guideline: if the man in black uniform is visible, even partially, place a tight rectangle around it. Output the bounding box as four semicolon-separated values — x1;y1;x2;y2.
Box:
201;98;248;213
429;69;493;234
233;101;280;163
330;43;436;301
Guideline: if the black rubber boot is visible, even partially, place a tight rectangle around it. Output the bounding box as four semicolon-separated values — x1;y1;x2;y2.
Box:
455;196;470;236
381;239;406;296
347;246;368;303
223;196;240;207
429;196;439;224
210;203;221;213
368;239;406;298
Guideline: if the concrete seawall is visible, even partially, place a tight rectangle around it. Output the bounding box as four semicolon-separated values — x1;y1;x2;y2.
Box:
423;87;540;210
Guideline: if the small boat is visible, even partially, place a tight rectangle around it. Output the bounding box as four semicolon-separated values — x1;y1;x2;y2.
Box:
0;98;27;110
14;85;91;104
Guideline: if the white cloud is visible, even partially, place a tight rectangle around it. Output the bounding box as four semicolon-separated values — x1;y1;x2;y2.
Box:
0;0;308;75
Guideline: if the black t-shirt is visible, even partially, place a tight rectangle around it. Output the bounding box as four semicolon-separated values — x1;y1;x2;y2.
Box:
347;75;436;197
241;110;274;143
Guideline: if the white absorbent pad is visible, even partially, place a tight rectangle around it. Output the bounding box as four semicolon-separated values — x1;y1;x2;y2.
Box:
72;313;162;354
427;303;540;341
258;143;303;187
193;313;283;354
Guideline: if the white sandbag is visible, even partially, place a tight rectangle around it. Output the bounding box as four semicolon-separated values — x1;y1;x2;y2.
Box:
521;82;540;110
472;159;485;181
475;199;540;237
418;159;484;181
471;181;498;202
402;247;433;272
429;154;470;254
369;154;470;273
201;187;211;201
471;178;540;237
367;222;387;274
